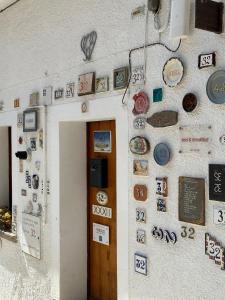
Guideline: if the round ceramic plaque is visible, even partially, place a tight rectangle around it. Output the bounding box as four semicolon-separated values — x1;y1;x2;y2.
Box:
132;92;149;115
206;70;225;104
162;58;184;88
129;136;150;155
182;93;197;112
133;117;146;130
96;191;108;206
153;143;171;166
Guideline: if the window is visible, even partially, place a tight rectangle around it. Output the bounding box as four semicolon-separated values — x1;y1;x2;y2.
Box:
0;127;12;233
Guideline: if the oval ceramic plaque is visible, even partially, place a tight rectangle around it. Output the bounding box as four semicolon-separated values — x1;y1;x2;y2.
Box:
96;191;108;206
153;143;171;166
134;184;148;201
133;117;146;129
206;70;225;104
132;92;149;115
220;135;225;145
162;58;184;88
129;136;150;155
182;93;197;112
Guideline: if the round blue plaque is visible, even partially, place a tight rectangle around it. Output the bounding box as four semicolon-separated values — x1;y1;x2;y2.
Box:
153;143;171;166
206;70;225;104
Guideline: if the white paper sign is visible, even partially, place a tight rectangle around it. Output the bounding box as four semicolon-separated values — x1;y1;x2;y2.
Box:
93;223;109;246
213;207;225;225
92;205;112;218
21;213;41;259
179;125;212;154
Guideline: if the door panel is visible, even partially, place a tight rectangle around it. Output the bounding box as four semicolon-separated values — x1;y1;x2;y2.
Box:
87;120;117;300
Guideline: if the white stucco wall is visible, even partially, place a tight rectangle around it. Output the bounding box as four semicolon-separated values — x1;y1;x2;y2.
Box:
0;0;224;299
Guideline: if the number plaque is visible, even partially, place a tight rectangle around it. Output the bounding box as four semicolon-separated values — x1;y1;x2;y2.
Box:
205;233;225;270
213;207;225;225
134;253;147;275
209;164;225;202
198;53;216;69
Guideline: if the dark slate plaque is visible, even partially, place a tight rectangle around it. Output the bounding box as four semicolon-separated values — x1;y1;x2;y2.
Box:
195;0;224;34
179;177;205;225
147;111;178;128
209;164;225;202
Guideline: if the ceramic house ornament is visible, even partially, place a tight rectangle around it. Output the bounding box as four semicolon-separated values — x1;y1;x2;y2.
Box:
132;91;149;115
162;57;184;88
129;136;150;155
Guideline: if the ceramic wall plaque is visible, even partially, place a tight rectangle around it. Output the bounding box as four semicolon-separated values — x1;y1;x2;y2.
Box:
205;233;225;270
206;70;225;104
220;135;225;145
92;205;112;219
209;164;225;202
195;0;223;34
96;191;108;205
153;143;171;166
213;206;225;225
54;88;64;99
136;207;146;223
95;77;109;93
30;92;39;106
134;253;147;275
153;88;163;102
133;184;148;201
133;159;148;176
198;52;216;69
182;93;198;112
179;125;212;154
132;92;149;115
162;58;184;88
157;198;166;212
113;67;129;90
129;136;150;155
23;110;38;132
136;229;146;244
156;177;168;197
147;111;178;128
14;98;20;108
131;65;145;85
133;117;146;130
65;82;75;98
78;72;95;96
179;176;205;225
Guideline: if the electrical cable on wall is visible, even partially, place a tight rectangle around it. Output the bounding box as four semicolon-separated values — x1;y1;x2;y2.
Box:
121;38;181;105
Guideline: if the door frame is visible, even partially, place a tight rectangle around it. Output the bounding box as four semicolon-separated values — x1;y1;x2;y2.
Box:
48;96;129;300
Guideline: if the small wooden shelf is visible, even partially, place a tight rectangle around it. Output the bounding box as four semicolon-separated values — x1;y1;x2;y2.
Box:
0;230;17;243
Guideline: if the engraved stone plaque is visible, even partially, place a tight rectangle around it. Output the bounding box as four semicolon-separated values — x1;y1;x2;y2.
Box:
147;111;178;128
179;176;205;225
209;164;225;202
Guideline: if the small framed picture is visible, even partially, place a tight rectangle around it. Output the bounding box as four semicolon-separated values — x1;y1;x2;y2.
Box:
133;160;148;176
96;77;109;93
134;253;147;275
113;67;129;90
32;193;38;203
29;92;39;107
54;88;64;100
23;110;38;132
94;131;111;153
78;72;95;96
17;113;23;127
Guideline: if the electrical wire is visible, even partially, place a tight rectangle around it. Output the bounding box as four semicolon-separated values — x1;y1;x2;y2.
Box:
121;38;182;105
0;0;21;14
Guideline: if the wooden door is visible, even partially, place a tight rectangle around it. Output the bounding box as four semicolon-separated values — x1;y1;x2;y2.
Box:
87;121;117;300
